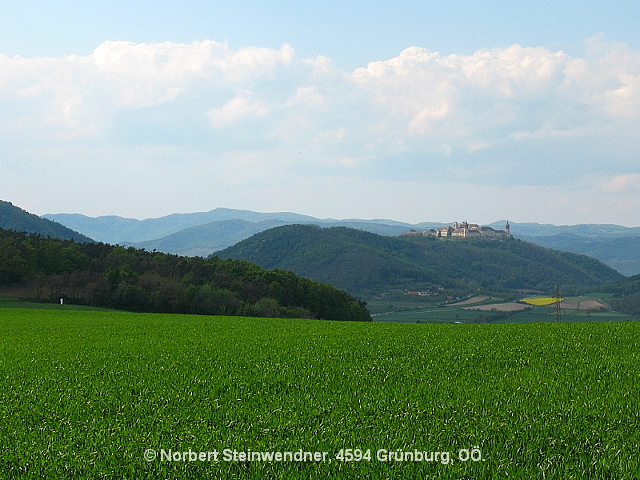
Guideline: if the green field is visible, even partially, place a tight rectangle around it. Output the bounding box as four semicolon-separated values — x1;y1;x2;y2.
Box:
1;308;639;479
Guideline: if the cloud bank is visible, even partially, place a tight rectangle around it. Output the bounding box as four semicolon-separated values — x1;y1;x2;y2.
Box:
1;38;640;224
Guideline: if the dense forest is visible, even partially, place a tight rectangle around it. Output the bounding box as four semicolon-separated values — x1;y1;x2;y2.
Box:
0;228;371;322
218;224;624;298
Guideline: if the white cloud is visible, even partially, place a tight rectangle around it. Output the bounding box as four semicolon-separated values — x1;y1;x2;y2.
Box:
602;73;640;118
564;40;640;118
350;44;591;146
2;38;638;146
601;174;640;192
0;40;296;138
460;45;568;96
89;40;295;107
207;95;268;128
286;86;325;107
2;38;640;224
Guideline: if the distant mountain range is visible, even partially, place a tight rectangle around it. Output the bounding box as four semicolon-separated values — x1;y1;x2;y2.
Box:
43;208;424;255
43;208;640;276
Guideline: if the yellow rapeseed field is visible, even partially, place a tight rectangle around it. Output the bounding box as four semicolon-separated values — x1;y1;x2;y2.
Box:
522;297;564;306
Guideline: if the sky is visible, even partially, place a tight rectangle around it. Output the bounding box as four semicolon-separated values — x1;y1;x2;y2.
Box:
2;1;640;226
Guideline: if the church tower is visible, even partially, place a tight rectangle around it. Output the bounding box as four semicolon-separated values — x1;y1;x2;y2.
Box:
505;221;511;237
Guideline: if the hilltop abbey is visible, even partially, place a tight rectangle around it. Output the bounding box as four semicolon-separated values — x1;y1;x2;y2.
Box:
404;221;511;239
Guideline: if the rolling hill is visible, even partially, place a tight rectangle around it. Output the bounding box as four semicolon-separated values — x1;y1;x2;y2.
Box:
44;208;640;275
216;224;624;299
0;201;93;243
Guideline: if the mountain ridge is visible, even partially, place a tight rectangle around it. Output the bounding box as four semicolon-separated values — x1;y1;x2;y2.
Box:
43;208;640;275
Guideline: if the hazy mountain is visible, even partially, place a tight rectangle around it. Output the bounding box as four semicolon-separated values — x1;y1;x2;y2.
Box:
129;219;289;256
217;224;623;299
44;208;416;254
0;201;93;243
500;222;640;238
40;213;139;244
43;208;323;244
44;208;640;275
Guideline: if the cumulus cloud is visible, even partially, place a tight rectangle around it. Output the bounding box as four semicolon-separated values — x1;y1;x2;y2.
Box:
2;38;638;144
351;44;600;145
2;38;640;222
0;40;296;138
90;40;295;105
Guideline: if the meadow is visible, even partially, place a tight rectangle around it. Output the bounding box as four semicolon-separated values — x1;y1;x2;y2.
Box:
0;307;638;479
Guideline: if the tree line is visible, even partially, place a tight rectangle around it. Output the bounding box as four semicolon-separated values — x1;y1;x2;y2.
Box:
0;228;371;321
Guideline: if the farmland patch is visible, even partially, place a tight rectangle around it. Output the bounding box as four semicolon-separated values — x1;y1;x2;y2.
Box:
447;295;490;306
464;302;532;312
558;298;608;310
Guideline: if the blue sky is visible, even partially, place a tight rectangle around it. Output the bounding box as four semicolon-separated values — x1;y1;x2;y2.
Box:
2;1;640;225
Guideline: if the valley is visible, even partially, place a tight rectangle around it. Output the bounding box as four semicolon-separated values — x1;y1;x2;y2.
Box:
3;200;640;322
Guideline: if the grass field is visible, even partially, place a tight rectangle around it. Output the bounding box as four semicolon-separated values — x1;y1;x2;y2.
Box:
1;308;639;478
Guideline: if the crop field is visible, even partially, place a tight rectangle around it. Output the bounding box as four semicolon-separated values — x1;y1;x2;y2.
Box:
522;296;564;306
1;308;639;479
373;293;630;324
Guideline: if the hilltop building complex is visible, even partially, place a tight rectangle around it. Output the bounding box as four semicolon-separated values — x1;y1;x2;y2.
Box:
404;221;511;239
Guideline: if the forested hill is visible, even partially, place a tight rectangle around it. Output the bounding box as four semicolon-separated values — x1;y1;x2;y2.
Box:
217;224;624;298
0;201;93;243
0;228;370;322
